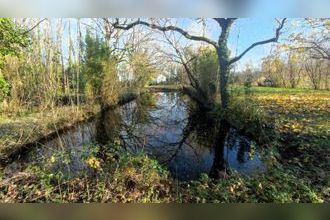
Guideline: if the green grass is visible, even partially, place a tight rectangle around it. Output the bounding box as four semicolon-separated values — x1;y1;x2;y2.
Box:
179;169;323;203
0;141;323;203
231;85;330;95
230;86;330;200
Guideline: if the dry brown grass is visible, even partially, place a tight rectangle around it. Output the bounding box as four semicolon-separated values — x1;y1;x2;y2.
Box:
0;105;100;161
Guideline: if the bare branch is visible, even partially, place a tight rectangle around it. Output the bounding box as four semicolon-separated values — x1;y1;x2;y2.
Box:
113;18;218;48
161;32;200;90
230;18;287;64
21;18;47;35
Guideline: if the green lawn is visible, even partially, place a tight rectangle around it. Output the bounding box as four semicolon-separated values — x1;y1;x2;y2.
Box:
250;87;329;197
231;85;330;95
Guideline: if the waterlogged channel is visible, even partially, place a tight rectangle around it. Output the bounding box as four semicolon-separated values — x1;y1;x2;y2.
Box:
7;92;266;181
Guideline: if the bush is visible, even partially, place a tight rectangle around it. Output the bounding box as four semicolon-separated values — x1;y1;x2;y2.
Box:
0;143;173;203
0;74;10;102
129;51;158;88
225;94;278;145
186;46;219;100
101;60;122;106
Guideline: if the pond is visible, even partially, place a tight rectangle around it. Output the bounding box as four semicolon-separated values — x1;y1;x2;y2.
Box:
8;92;266;181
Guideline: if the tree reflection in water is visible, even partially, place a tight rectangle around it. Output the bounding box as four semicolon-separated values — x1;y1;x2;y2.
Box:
97;92;265;181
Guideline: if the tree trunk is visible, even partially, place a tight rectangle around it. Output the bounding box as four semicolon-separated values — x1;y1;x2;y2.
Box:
218;49;230;109
217;21;232;109
77;19;82;106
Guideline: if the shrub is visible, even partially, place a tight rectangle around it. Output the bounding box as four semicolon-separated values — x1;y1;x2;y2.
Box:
101;60;122;106
0;143;173;203
225;94;278;145
0;74;10;102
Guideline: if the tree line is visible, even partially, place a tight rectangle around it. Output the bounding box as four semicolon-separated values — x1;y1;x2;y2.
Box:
0;18;159;111
0;18;329;113
235;19;329;90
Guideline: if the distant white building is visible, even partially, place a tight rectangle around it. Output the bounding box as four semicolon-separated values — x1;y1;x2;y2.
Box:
156;74;166;84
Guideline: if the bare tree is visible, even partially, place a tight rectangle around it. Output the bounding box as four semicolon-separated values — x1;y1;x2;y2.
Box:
286;52;302;88
288;18;329;89
157;31;220;108
76;19;82;106
55;19;66;94
306;37;330;61
158;32;201;90
304;58;324;90
290;19;330;61
112;18;286;108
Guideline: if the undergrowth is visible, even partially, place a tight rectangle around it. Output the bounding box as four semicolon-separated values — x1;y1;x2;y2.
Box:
0;143;173;203
0;140;324;203
179;169;323;203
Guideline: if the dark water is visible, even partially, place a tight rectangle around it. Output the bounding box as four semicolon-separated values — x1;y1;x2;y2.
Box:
12;92;265;181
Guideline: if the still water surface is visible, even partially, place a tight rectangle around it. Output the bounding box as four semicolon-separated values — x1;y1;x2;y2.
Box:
22;92;265;181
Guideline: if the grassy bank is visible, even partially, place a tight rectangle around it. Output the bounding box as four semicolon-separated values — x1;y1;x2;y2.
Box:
0;105;100;164
253;87;329;197
175;86;328;203
0;143;173;203
0;140;323;203
227;86;330;201
0;90;142;165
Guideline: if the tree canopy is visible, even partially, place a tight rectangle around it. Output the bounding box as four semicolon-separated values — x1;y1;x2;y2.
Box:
0;18;29;68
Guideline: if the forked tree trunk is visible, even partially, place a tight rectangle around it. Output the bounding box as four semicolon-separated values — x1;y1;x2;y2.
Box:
113;18;286;109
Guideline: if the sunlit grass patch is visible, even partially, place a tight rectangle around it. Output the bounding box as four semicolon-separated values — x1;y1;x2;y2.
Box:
245;87;330;200
225;86;329;201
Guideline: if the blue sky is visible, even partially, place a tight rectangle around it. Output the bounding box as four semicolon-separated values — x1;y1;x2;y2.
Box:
228;18;285;70
49;18;301;71
171;18;293;71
